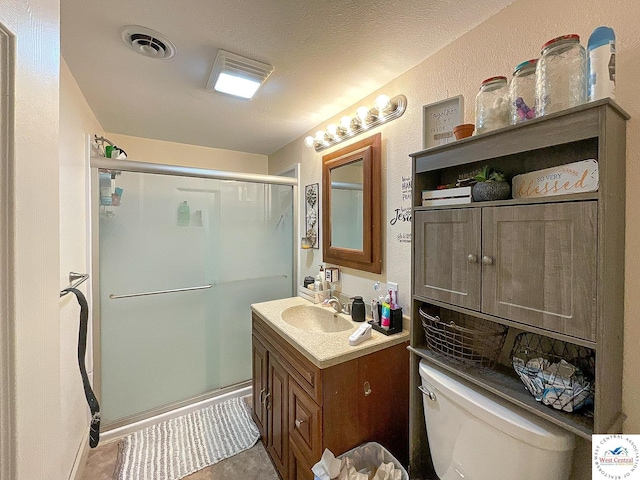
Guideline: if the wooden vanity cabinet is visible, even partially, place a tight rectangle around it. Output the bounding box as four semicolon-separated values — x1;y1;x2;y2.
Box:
252;313;409;480
409;100;628;479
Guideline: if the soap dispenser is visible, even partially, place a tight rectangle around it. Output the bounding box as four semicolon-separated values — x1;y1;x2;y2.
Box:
351;296;365;322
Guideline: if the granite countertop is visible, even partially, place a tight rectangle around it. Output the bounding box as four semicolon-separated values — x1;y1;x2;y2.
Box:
251;296;409;369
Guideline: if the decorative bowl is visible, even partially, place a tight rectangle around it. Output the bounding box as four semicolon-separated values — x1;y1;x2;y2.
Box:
472;181;511;202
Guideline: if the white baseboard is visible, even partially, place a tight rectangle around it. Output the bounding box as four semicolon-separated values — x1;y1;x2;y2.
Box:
68;429;89;480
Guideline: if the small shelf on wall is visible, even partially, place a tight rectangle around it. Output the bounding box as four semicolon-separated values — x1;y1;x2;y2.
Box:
409;345;594;439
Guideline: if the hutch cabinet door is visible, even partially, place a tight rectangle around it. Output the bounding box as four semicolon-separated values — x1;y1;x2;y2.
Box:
482;202;597;340
414;209;481;310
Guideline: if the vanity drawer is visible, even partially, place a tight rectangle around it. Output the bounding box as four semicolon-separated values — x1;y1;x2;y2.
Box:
289;380;322;464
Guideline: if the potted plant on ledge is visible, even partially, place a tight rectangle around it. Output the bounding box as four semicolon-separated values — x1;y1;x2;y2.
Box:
472;166;511;201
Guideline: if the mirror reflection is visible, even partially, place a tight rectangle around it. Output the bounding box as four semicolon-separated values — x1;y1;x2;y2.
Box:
330;160;364;250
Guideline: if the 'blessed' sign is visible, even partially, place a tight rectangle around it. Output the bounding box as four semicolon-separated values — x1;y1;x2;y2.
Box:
512;160;599;199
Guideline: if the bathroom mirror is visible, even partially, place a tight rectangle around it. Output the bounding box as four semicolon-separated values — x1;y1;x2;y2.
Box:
322;133;381;273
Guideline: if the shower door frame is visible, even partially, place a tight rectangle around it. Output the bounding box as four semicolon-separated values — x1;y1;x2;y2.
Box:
90;156;298;429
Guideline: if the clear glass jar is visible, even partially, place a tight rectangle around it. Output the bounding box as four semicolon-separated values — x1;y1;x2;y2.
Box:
509;59;537;124
475;76;510;134
535;34;587;117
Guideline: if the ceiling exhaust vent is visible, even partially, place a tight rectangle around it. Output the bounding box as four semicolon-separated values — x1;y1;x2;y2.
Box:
206;50;274;99
120;26;176;59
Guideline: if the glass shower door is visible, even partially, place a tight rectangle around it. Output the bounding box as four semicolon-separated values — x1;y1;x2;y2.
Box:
98;170;293;424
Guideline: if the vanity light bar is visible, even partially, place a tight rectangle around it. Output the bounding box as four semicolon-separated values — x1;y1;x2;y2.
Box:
305;94;407;152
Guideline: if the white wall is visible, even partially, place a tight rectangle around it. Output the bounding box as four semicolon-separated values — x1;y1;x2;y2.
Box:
0;0;63;479
59;58;104;478
270;0;640;475
106;133;269;174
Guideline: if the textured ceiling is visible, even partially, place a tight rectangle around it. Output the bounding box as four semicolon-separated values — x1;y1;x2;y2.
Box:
61;0;515;155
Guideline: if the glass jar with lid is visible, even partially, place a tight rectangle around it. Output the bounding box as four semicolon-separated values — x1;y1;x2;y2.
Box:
509;59;537;124
475;76;510;135
535;34;587;117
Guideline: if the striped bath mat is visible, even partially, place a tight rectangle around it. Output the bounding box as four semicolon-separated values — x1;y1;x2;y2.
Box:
115;397;260;480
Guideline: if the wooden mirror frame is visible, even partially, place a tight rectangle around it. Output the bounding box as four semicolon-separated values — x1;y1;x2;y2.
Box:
322;133;381;273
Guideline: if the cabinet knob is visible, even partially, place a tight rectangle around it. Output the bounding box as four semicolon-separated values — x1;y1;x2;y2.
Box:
363;381;372;396
295;418;306;429
482;256;494;265
467;254;478;264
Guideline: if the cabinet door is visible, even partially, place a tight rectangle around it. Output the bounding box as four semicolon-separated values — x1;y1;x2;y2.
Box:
414;209;482;309
482;202;597;340
252;335;268;442
267;354;289;479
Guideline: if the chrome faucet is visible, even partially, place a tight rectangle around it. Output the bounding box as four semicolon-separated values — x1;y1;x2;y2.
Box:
327;297;343;313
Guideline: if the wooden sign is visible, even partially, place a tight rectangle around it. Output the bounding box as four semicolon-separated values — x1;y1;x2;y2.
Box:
512;160;599;199
422;95;464;149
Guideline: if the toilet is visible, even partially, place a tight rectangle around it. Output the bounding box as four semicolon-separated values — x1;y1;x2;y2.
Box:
419;360;575;480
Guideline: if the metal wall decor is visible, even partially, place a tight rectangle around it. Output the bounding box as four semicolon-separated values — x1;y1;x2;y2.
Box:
304;183;319;249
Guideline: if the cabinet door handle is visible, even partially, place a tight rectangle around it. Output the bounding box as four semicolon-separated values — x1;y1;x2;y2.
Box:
264;392;271;410
295;418;306;429
482;255;494;265
363;381;372;396
259;388;266;404
467;254;478;264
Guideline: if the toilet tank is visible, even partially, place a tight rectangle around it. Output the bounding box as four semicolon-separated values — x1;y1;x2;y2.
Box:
419;360;575;480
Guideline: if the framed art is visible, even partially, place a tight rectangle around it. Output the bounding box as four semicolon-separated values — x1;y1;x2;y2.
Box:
304;183;319;249
422;95;464;149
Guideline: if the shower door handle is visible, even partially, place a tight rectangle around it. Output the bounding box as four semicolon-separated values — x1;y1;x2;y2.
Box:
109;283;212;299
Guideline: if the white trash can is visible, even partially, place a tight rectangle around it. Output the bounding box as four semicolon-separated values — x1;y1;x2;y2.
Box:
313;442;408;480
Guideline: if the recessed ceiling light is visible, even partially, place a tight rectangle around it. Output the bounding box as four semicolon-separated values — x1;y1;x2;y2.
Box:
206;50;273;100
120;25;176;59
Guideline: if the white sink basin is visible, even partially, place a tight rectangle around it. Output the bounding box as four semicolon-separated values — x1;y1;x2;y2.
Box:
281;305;353;333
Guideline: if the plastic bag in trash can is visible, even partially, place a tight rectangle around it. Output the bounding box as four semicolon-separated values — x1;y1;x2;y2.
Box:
312;442;408;480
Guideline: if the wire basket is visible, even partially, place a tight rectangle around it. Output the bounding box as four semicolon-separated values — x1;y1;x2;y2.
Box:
511;332;595;413
419;304;508;368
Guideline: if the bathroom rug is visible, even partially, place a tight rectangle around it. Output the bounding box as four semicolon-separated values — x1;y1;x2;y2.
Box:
114;397;259;480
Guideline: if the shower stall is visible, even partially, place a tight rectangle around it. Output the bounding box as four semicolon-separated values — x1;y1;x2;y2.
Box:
91;158;296;430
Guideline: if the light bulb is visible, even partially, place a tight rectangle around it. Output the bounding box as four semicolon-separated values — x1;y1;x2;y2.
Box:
356;106;369;125
315;130;326;143
304;136;315;147
326;124;338;137
375;94;391;112
339;116;352;131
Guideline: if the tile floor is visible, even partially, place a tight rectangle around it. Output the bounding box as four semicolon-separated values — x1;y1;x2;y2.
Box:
81;402;279;480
